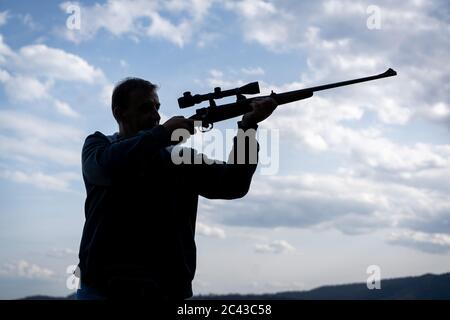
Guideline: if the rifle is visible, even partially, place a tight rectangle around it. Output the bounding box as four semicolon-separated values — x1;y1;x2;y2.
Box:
179;68;397;131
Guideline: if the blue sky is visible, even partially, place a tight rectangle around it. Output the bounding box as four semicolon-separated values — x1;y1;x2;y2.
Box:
0;0;449;299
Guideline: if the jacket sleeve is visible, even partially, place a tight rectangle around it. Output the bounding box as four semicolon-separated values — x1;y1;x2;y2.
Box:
191;127;259;200
82;125;171;186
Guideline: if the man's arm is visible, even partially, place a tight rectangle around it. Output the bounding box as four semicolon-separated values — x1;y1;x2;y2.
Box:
82;125;171;186
83;116;196;186
191;97;277;199
192;122;259;200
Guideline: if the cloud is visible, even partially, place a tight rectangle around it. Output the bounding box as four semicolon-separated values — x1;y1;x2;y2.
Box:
251;280;305;292
223;0;292;51
225;0;450;128
0;110;83;167
0;110;83;143
200;173;450;245
266;101;448;173
53;99;79;118
205;68;246;88
202;66;449;181
58;0;215;47
0;169;80;191
254;240;295;254
3;75;50;102
17;13;40;30
0;134;81;167
119;59;128;68
0;35;15;63
424;102;450;123
197;222;226;238
0;68;9;81
0;11;9;27
241;67;265;76
0;34;109;117
187;1;450;255
46;248;78;258
14;44;104;83
388;230;450;254
0;260;54;280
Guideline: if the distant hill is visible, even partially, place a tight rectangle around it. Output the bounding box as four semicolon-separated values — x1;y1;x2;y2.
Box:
21;272;450;300
194;273;450;300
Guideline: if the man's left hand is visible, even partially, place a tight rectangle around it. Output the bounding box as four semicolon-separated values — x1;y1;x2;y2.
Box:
241;97;278;126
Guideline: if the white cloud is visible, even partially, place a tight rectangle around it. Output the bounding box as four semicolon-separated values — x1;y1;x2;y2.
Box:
53;99;80;118
388;230;450;254
197;222;226;238
190;1;450;256
322;0;366;15
46;248;78;258
0;169;80;191
0;260;54;280
3;75;50;102
0;34;110;116
0;34;14;63
146;12;191;47
206;68;246;88
14;44;104;83
0;110;83;143
119;59;128;68
424;102;450;122
0;110;83;167
241;67;265;76
224;0;292;51
251;280;305;292
18;13;39;30
263;94;448;174
58;0;215;46
0;135;81;167
201;173;450;246
100;83;115;107
59;0;158;41
0;11;8;27
0;68;9;82
254;240;296;254
209;69;223;78
225;0;450;129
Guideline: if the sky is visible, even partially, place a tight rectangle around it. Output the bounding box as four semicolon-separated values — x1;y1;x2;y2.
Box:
0;0;449;299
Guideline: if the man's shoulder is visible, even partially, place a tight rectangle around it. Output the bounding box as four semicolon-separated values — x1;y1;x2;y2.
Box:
85;131;119;143
82;132;120;154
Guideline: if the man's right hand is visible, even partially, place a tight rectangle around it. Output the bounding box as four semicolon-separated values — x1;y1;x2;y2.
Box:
162;116;196;144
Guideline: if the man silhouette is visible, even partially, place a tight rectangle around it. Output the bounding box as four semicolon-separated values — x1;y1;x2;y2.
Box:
76;78;277;300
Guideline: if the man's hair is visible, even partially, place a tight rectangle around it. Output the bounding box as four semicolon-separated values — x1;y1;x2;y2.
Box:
111;77;158;122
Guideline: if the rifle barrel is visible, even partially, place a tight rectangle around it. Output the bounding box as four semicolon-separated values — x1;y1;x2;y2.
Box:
273;68;397;106
305;68;397;93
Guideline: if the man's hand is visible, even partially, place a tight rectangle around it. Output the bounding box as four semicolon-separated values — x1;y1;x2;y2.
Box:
162;116;196;144
241;97;278;126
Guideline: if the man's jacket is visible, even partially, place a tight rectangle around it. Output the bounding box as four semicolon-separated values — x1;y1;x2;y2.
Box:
78;124;258;299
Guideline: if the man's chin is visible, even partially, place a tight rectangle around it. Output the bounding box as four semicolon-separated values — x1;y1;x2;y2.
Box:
142;122;159;130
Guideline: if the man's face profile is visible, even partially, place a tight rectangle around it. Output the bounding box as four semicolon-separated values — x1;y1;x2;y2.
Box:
122;89;161;132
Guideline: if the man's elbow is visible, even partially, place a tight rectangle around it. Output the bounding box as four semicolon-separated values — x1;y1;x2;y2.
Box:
225;183;251;200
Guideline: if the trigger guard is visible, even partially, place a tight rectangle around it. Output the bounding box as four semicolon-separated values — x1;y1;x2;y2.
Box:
200;122;213;132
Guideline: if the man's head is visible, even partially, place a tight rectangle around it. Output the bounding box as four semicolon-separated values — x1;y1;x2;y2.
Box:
111;78;161;135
